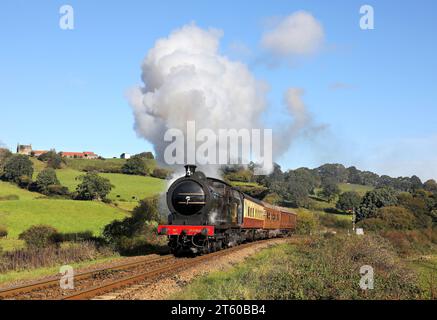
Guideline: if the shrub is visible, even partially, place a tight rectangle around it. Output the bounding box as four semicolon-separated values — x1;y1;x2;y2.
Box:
263;193;282;205
103;197;165;254
151;167;171;179
0;226;8;238
18;225;61;249
375;206;416;230
47;184;70;196
295;211;319;235
58;231;94;242
132;196;161;223
319;214;351;230
357;218;388;231
17;175;32;189
0;242;111;273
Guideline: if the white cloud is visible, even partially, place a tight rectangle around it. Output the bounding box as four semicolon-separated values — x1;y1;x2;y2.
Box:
261;11;324;57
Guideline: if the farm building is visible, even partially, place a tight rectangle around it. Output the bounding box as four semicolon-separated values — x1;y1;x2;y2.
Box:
120;153;131;159
60;151;99;159
16;144;32;155
32;150;49;157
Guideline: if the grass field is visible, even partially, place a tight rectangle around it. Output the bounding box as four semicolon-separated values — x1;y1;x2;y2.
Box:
0;181;42;200
0;198;128;250
54;169;166;203
339;183;373;195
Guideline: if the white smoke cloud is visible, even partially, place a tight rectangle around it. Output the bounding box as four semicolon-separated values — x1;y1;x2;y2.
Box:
128;23;323;175
128;24;267;162
273;88;326;155
261;11;324;57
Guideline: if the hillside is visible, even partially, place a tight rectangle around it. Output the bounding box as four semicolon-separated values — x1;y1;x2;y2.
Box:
0;158;167;250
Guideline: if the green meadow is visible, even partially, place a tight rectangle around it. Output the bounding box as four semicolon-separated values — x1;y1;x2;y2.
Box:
0;159;166;251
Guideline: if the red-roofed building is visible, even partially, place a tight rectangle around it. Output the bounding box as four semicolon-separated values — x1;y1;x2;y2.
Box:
32;150;48;157
60;151;99;159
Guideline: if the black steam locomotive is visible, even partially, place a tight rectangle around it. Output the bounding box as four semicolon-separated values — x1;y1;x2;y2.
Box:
158;165;296;255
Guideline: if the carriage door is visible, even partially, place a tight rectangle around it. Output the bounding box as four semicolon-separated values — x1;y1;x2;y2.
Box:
233;190;244;225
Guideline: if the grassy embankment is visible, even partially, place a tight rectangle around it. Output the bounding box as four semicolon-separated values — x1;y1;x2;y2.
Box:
174;234;431;300
0;159;166;251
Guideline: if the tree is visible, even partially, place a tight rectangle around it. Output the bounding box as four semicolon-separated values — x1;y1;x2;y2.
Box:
336;191;362;212
346;166;363;185
318;179;341;202
2;154;34;183
38;150;63;169
75;172;113;200
35;168;60;195
134;152;154;159
409;175;423;191
316;163;348;184
356;187;398;221
0;148;12;169
122;156;148;175
360;171;380;187
424;179;437;193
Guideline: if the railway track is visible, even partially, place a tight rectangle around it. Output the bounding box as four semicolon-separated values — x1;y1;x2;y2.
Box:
62;238;284;300
0;254;176;300
0;238;286;300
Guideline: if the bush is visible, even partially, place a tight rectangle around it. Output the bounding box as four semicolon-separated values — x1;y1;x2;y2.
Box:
356;218;388;231
375;206;416;230
132;196;162;223
58;231;94;242
17;175;32;189
103;197;165;253
47;184;70;196
151;167;171;179
0;226;8;238
0;242;111;273
295;211;319;235
18;225;61;249
319;214;351;230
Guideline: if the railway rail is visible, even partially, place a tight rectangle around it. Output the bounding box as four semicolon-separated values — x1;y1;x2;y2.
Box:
0;254;176;300
0;238;286;300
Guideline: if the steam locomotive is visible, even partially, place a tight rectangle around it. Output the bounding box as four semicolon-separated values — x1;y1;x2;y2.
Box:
158;165;297;255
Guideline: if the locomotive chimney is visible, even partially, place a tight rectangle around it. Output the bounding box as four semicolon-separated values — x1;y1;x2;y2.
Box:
184;164;197;177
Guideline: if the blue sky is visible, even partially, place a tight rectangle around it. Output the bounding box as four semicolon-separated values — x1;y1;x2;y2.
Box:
0;0;436;180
